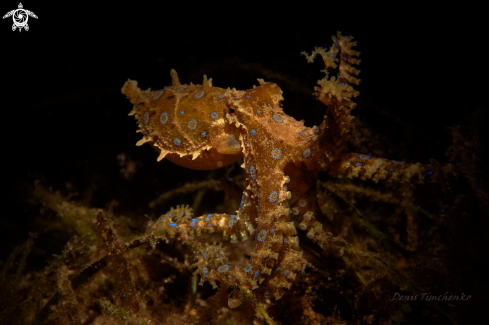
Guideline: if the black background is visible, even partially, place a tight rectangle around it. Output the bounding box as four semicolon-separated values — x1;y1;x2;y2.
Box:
1;2;486;266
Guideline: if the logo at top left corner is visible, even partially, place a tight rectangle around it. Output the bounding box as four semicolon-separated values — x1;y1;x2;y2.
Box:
3;3;38;32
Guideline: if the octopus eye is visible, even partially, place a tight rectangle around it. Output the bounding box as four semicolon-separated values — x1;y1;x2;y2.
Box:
224;102;237;115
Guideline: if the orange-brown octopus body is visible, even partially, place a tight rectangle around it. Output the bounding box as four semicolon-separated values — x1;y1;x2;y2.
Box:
122;32;447;318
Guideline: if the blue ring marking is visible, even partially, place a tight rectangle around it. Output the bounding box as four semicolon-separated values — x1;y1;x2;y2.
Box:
211;111;219;119
204;252;207;259
273;114;283;122
356;162;362;166
205;214;213;221
428;171;433;175
218;265;229;273
230;215;235;219
299;132;305;136
202;267;208;274
265;292;269;295
202;131;207;137
303;149;311;158
153;90;163;99
284;270;289;276
283;238;287;242
392;160;406;165
330;54;334;57
257;230;267;242
359;154;370;160
228;220;234;228
228;275;232;279
246;95;251;98
160;112;168;124
174;138;181;146
389;168;395;172
180;111;184;114
257;110;262;114
276;267;281;272
195;91;204;98
143;112;149;124
250;128;257;136
254;271;259;277
271;228;275;233
244;264;252;273
190;219;197;228
271;149;282;159
169;222;177;227
269;191;278;202
188;120;197;130
169;213;173;217
250;166;256;180
218;94;226;98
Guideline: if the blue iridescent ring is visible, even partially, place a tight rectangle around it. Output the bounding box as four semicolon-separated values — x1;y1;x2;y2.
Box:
303;149;311;158
269;191;278;202
195;91;204;98
143;112;149;124
202;267;208;274
250;128;257;135
188;120;197;130
359;154;370;160
160;112;168;124
174;138;181;146
257;230;267;242
250;166;256;179
271;149;282;159
244;264;252;273
202;131;207;137
273;114;283;122
218;265;229;273
211;112;219;119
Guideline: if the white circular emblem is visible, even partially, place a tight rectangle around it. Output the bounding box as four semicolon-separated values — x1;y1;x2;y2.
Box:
2;3;38;32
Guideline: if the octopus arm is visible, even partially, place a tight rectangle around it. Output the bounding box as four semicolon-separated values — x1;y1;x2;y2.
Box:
327;152;456;183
